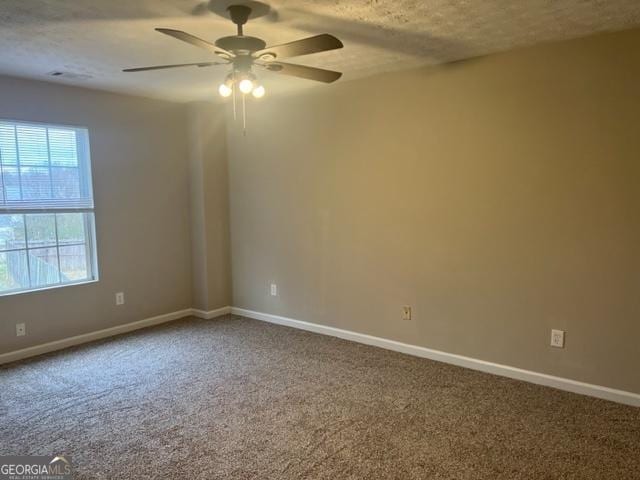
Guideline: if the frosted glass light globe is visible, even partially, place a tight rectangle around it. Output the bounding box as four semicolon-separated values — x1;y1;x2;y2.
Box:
252;85;265;98
218;83;232;97
239;79;254;94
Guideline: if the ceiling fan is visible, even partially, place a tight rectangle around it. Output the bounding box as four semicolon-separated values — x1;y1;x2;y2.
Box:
123;1;344;99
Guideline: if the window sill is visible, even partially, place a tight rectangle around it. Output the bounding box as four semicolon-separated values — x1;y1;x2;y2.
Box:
0;279;99;298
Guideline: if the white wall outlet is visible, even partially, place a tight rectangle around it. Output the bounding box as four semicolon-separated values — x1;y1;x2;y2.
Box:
115;292;125;306
16;323;26;337
402;306;412;321
551;329;565;348
270;283;278;296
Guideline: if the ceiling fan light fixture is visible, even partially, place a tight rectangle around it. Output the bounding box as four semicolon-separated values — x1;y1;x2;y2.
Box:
124;4;344;116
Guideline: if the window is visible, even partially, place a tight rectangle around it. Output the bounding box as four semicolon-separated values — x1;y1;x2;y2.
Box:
0;120;98;295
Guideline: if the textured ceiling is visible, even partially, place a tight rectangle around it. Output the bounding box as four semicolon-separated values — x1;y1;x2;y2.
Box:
1;0;640;102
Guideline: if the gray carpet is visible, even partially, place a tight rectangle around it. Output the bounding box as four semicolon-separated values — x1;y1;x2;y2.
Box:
1;315;639;479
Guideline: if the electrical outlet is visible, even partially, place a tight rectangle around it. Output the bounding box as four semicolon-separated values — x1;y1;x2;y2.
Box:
270;283;278;296
115;292;125;306
551;329;565;348
16;323;26;337
402;306;412;321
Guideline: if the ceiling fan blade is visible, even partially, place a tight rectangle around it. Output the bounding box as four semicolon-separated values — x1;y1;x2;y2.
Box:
261;62;342;83
123;62;225;72
155;28;234;58
253;34;343;60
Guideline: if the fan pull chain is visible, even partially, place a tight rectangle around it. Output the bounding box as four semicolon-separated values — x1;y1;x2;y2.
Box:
232;73;237;121
242;92;247;136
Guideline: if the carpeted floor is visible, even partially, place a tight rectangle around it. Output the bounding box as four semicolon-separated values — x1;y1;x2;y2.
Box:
1;315;639;479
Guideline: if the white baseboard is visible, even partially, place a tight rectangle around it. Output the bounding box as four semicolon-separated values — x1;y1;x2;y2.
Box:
231;307;640;408
0;306;231;365
191;306;232;319
4;304;637;407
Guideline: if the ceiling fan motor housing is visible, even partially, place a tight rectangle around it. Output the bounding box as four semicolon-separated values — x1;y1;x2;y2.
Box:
217;4;268;57
215;35;266;55
231;54;255;73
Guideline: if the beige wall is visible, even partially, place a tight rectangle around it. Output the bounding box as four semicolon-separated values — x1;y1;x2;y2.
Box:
188;102;232;311
227;28;640;394
0;76;194;353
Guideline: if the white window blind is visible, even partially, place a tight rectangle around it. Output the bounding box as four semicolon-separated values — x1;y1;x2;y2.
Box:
0;122;93;210
0;120;98;295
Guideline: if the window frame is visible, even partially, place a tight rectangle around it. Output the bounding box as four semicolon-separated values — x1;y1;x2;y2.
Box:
0;118;99;297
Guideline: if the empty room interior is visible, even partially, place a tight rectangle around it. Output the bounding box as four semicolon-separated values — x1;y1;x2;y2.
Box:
1;0;639;478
